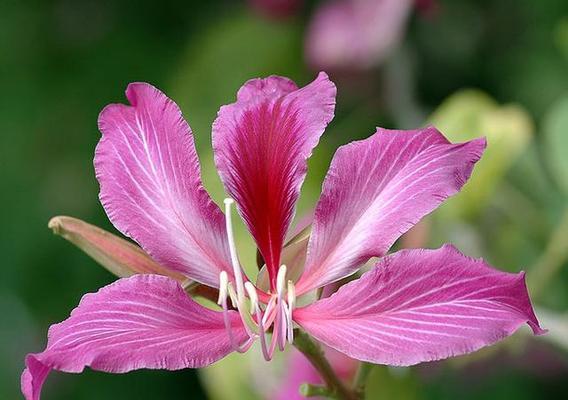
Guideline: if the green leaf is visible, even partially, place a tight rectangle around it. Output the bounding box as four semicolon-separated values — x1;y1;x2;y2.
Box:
429;89;534;218
543;95;568;195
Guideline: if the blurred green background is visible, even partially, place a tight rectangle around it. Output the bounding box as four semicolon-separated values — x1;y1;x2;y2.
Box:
1;0;567;399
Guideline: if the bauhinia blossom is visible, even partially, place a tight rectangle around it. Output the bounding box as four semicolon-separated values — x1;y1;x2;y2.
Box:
22;72;544;400
305;0;413;70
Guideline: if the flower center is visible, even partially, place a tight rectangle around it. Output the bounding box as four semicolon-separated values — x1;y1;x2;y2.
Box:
217;198;296;360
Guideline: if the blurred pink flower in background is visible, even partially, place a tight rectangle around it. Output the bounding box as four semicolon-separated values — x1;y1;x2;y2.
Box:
249;0;303;19
274;347;357;400
306;0;413;70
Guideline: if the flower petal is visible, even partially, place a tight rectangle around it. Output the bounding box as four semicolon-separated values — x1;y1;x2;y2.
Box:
21;275;246;400
96;83;233;288
296;126;486;294
294;245;544;366
212;73;336;287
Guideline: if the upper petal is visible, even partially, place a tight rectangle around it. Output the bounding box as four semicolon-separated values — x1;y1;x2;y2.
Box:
212;72;336;288
21;275;246;400
296;126;486;294
294;245;544;366
95;82;233;288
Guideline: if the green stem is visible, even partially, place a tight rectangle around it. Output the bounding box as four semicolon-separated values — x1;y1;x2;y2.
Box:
528;208;568;299
352;362;374;398
299;384;335;398
293;330;358;400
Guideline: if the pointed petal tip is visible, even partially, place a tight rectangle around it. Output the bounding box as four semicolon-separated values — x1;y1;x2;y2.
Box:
21;355;50;400
124;82;162;106
516;270;547;336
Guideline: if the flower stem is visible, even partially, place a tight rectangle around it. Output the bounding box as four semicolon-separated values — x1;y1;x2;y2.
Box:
352;362;373;398
293;330;358;400
299;383;335;398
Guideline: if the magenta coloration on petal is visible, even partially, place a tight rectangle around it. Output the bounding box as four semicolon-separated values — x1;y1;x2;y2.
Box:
294;245;544;366
296;127;486;294
21;275;247;400
305;0;412;70
95;83;234;288
213;72;336;288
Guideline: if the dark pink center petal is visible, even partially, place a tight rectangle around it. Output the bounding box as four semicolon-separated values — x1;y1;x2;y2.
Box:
296;126;486;295
96;82;235;288
21;275;247;400
294;245;544;366
212;73;336;289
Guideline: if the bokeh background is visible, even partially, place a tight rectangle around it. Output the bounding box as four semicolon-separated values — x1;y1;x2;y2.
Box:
1;0;568;399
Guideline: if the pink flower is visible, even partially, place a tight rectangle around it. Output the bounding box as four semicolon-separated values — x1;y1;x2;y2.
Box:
273;347;357;400
306;0;413;70
22;73;544;400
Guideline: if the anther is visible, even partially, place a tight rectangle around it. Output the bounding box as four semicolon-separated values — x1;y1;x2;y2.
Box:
244;282;258;315
217;271;229;305
276;265;287;297
285;280;296;344
287;280;296;312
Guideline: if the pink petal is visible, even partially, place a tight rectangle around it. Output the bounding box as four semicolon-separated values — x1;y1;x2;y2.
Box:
294;245;545;366
305;0;412;70
296;126;486;294
212;73;336;288
21;275;246;400
96;83;233;288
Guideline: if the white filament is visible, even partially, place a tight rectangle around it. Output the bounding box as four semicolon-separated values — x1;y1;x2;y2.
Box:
224;198;245;302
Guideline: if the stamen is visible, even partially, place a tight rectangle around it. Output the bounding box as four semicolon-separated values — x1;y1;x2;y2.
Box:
217;271;229;305
224;198;245;301
220;287;249;353
278;302;287;351
244;282;258;315
225;282;237;308
249;295;271;361
227;284;257;337
287;280;296;311
262;296;277;327
267;302;282;359
276;264;287;298
286;280;296;343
